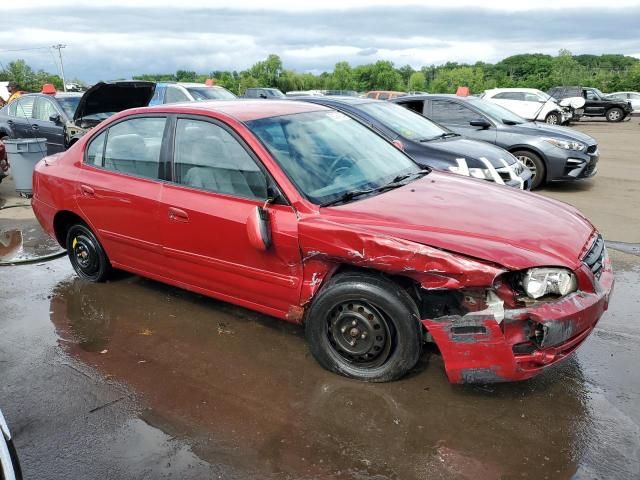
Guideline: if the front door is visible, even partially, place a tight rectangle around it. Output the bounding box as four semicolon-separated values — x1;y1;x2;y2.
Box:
33;97;65;153
428;99;498;144
159;116;302;317
75;115;168;274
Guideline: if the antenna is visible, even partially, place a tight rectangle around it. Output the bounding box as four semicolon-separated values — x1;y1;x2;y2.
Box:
51;44;67;92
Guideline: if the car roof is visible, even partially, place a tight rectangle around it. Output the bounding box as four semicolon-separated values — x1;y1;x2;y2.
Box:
17;92;82;99
395;94;474;101
486;87;541;93
144;99;328;121
298;95;376;106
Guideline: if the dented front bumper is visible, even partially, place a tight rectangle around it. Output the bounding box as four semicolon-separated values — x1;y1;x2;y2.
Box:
422;260;614;384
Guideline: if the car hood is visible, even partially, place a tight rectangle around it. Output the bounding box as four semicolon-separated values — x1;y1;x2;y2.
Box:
507;121;596;145
322;172;594;271
74;81;156;122
423;137;516;167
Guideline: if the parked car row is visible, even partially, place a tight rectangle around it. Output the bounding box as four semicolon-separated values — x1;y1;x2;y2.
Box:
30;98;613;385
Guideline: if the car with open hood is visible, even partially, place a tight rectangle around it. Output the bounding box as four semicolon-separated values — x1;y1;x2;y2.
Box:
31;100;613;384
0;81;155;154
393;94;599;189
297;96;532;189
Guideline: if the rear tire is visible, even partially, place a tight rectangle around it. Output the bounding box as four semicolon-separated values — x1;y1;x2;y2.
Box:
545;112;560;125
305;272;422;382
66;224;112;282
606;107;624;122
513;150;546;190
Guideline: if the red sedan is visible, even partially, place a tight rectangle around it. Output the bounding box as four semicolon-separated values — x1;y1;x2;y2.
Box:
32;100;613;383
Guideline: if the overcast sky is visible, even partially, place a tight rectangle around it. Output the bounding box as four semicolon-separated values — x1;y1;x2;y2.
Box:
2;0;640;83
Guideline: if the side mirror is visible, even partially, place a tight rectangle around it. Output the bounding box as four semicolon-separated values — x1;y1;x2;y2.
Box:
246;205;272;251
469;118;491;129
49;113;62;124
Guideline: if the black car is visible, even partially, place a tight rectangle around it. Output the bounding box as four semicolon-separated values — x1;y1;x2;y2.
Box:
548;86;633;122
296;96;532;189
243;87;286;99
392;94;598;189
0;81;155;154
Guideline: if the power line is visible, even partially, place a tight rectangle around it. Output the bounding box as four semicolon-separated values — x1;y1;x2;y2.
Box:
0;46;51;53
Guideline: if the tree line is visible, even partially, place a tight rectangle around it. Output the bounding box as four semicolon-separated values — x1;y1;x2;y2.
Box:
2;50;639;96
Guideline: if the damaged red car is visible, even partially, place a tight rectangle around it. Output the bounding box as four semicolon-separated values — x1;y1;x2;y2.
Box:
31;100;614;383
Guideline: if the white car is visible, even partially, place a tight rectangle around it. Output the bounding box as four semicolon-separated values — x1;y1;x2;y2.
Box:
606;91;640;113
482;88;570;124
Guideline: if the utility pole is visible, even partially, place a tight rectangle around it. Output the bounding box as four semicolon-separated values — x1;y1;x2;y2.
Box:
51;44;67;92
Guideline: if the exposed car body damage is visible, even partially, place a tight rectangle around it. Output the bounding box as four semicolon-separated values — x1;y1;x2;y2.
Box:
31;100;614;384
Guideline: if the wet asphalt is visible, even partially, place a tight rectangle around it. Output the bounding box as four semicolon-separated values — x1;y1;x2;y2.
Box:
1;244;639;479
1;121;640;479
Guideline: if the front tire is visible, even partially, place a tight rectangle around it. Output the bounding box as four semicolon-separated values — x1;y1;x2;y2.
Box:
66;224;112;282
606;107;624;122
545;112;560;125
513;150;546;190
305;272;422;382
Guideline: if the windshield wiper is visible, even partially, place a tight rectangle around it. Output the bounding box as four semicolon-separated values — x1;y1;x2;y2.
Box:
419;132;459;142
321;170;430;207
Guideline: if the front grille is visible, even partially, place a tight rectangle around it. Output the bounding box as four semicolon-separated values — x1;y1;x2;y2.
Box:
587;145;598;155
583;234;605;278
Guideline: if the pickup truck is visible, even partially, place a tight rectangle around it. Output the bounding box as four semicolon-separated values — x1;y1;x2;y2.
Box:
548;86;633;122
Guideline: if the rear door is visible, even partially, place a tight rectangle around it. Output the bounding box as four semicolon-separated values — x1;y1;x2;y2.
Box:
490;92;527;117
33;97;65;153
427;99;497;144
9;96;36;139
76;115;169;275
159;116;302;316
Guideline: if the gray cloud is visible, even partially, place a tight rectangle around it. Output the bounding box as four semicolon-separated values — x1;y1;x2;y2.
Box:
2;6;639;82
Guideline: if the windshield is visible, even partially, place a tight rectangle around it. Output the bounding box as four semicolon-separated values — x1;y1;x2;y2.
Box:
469;98;528;124
358;101;448;141
247;110;420;205
56;96;81;118
538;91;552;101
187;87;236;100
592;88;605;99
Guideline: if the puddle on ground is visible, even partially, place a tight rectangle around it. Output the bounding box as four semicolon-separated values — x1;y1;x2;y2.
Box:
45;263;640;480
0;217;64;263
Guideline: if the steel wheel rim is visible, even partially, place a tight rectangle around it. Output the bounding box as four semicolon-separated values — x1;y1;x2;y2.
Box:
326;301;393;368
72;233;100;277
609;110;621;121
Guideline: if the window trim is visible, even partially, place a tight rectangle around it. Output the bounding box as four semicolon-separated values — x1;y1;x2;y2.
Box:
168;114;290;205
82;113;171;183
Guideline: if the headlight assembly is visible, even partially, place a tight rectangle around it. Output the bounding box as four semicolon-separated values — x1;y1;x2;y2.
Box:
522;268;578;299
543;137;586;152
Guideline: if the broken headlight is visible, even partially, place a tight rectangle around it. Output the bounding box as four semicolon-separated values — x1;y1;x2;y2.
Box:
522;268;577;299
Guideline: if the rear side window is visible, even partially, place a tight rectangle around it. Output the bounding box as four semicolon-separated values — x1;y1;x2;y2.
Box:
102;117;166;179
173;118;267;200
86;131;106;166
14;96;35;118
494;92;523;100
164;86;189;104
430;100;477;125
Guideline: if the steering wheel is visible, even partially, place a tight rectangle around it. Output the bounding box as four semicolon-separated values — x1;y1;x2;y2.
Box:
328;154;353;177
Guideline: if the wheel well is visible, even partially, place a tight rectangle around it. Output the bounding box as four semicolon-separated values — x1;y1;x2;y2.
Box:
53;210;87;247
508;146;546;172
0;129;9;139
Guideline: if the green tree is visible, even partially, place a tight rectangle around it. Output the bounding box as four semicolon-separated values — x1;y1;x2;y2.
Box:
248;54;283;87
329;61;354;90
407;72;426;91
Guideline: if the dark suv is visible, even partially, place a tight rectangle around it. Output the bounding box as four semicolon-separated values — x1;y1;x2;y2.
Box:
548;86;633;122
